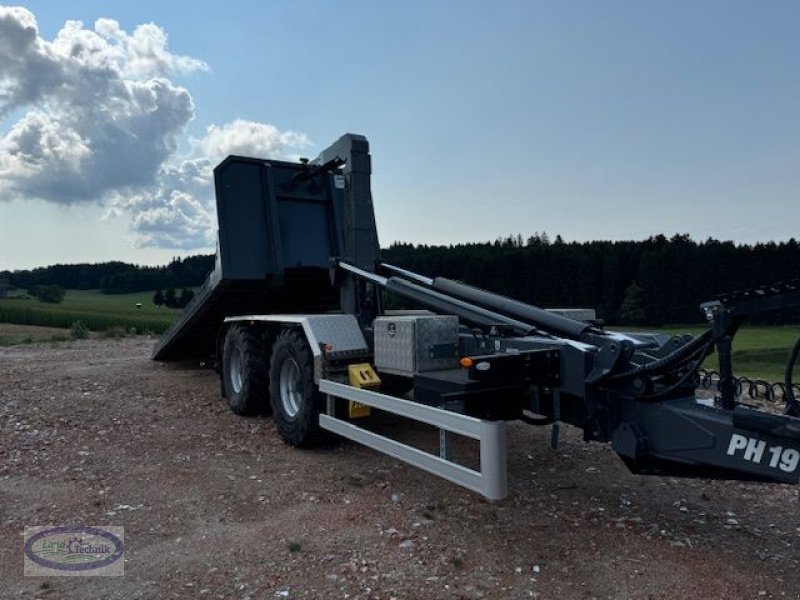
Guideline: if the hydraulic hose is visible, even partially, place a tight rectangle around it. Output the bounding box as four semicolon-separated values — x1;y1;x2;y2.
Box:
639;339;714;400
606;329;714;382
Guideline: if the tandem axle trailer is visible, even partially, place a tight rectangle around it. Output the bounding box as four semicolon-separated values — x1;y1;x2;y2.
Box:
154;133;800;500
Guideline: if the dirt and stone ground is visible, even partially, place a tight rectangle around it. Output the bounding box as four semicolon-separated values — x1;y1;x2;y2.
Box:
1;337;799;599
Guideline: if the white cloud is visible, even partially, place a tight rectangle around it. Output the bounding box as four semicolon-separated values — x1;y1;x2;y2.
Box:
92;18;208;79
0;6;312;250
129;190;215;249
107;157;216;249
0;6;201;204
201;119;311;163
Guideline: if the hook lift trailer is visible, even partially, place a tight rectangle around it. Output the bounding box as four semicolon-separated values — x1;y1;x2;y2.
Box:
153;133;800;500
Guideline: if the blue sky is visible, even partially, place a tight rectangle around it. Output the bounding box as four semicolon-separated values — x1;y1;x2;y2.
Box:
1;1;798;270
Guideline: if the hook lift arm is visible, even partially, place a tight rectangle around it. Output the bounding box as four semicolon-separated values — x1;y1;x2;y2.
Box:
339;260;800;485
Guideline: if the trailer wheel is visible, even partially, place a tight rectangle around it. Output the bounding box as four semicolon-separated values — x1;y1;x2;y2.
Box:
222;325;270;416
269;328;324;447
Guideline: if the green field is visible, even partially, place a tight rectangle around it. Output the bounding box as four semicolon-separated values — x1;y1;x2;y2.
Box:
618;325;800;383
0;289;180;334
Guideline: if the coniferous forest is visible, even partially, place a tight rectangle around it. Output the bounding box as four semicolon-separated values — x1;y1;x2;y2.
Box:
381;234;800;325
3;234;799;325
4;255;215;296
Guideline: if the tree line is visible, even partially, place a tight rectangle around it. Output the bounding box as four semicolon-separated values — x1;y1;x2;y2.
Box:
3;234;799;324
3;255;214;295
381;234;800;325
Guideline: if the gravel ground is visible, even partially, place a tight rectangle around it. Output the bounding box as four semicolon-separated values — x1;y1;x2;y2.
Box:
1;337;799;599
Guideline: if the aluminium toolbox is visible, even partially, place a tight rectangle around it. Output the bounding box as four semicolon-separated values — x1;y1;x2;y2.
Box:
373;315;459;376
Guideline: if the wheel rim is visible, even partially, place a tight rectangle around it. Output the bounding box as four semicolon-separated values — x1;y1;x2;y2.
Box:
279;357;303;419
229;347;243;394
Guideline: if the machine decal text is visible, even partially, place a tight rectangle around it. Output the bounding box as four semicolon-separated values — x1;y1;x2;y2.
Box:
726;434;799;473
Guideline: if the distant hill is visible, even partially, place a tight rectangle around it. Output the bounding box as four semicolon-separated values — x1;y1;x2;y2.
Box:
2;255;214;295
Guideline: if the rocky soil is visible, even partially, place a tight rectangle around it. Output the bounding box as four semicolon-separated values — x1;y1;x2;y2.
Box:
1;337;798;599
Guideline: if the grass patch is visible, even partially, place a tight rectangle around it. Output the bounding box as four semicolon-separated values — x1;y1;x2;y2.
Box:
70;320;89;340
0;323;72;346
0;289;179;333
102;325;128;339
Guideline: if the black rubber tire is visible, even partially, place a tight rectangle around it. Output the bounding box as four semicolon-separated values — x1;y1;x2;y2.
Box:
222;325;270;416
269;328;324;447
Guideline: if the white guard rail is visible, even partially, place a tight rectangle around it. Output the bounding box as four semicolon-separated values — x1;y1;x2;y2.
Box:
318;379;508;500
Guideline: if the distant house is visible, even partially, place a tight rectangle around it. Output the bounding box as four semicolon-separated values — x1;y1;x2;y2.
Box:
0;277;8;299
